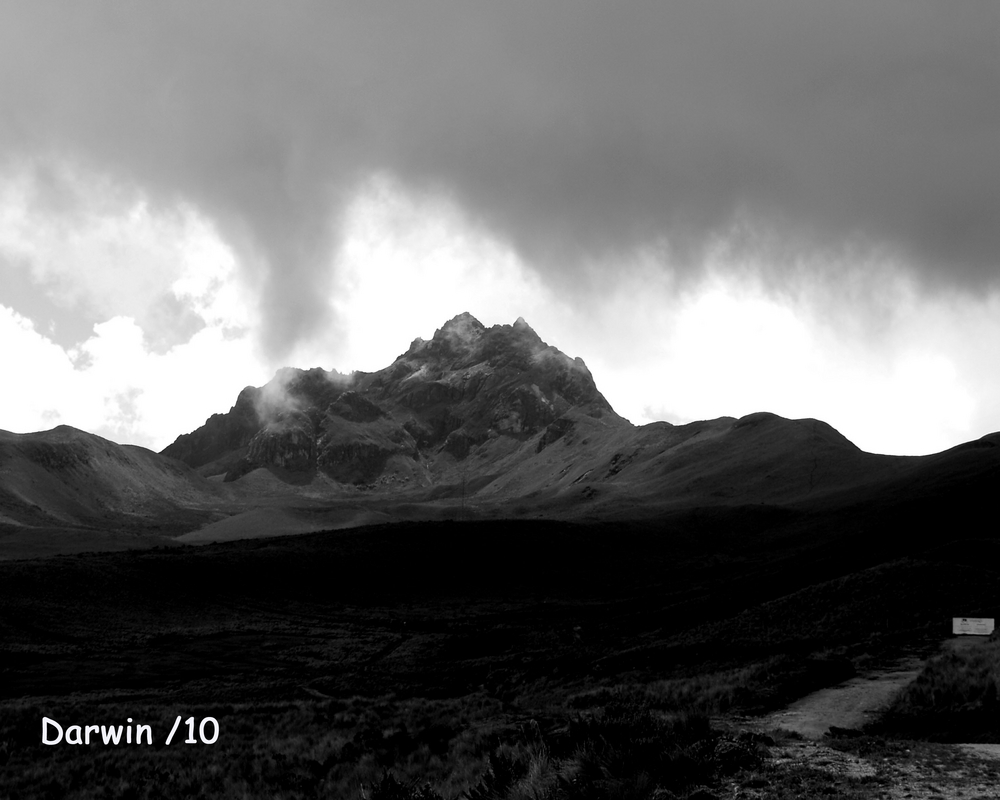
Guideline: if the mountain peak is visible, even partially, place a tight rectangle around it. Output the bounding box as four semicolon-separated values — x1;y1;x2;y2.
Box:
428;312;486;355
441;311;485;331
508;315;543;347
163;312;621;483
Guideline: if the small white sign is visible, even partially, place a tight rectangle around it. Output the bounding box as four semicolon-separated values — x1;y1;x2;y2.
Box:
952;617;995;636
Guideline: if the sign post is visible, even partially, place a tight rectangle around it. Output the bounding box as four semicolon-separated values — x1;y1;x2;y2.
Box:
952;617;995;636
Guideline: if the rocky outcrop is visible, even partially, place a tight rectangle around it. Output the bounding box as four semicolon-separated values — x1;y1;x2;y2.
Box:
162;313;624;485
161;387;260;471
536;417;575;453
245;418;316;473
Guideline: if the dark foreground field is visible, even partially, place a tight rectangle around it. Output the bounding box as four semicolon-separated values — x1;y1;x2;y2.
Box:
2;516;1000;798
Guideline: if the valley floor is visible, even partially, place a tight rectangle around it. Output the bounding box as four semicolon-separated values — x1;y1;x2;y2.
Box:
3;519;1000;798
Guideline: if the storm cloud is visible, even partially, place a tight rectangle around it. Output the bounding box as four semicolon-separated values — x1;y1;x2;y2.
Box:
2;1;998;357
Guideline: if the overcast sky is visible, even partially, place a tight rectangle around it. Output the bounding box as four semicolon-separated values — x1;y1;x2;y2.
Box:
1;1;999;455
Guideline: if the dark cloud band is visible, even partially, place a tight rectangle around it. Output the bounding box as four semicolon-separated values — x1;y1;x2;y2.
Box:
2;1;997;357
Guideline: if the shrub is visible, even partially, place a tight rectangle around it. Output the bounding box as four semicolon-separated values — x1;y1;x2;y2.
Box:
460;701;722;800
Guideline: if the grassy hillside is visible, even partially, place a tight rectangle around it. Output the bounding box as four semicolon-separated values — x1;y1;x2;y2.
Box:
872;637;1000;742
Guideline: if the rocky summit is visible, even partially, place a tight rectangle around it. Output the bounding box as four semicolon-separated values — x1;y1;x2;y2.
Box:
161;313;623;487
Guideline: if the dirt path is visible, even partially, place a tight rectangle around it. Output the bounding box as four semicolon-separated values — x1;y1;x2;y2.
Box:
763;655;925;739
763;637;993;740
718;638;1000;799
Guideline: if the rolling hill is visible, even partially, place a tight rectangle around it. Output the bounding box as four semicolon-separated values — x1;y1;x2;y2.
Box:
0;425;230;557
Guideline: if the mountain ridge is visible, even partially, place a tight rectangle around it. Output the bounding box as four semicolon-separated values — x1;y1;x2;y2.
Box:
3;312;1000;558
160;313;885;510
161;312;623;488
0;424;223;536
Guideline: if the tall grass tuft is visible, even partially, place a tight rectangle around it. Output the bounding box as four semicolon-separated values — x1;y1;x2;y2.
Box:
454;700;732;800
874;641;1000;742
363;771;445;799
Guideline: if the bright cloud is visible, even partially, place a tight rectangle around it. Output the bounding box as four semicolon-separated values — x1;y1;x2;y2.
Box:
0;161;243;352
319;175;568;371
0;305;263;451
0;168;266;451
588;265;992;456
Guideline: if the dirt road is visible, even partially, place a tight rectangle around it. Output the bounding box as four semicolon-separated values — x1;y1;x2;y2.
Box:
765;637;991;740
718;637;1000;800
764;656;925;739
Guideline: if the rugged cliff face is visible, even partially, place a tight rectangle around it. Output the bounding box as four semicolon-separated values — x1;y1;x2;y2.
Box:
161;313;623;485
